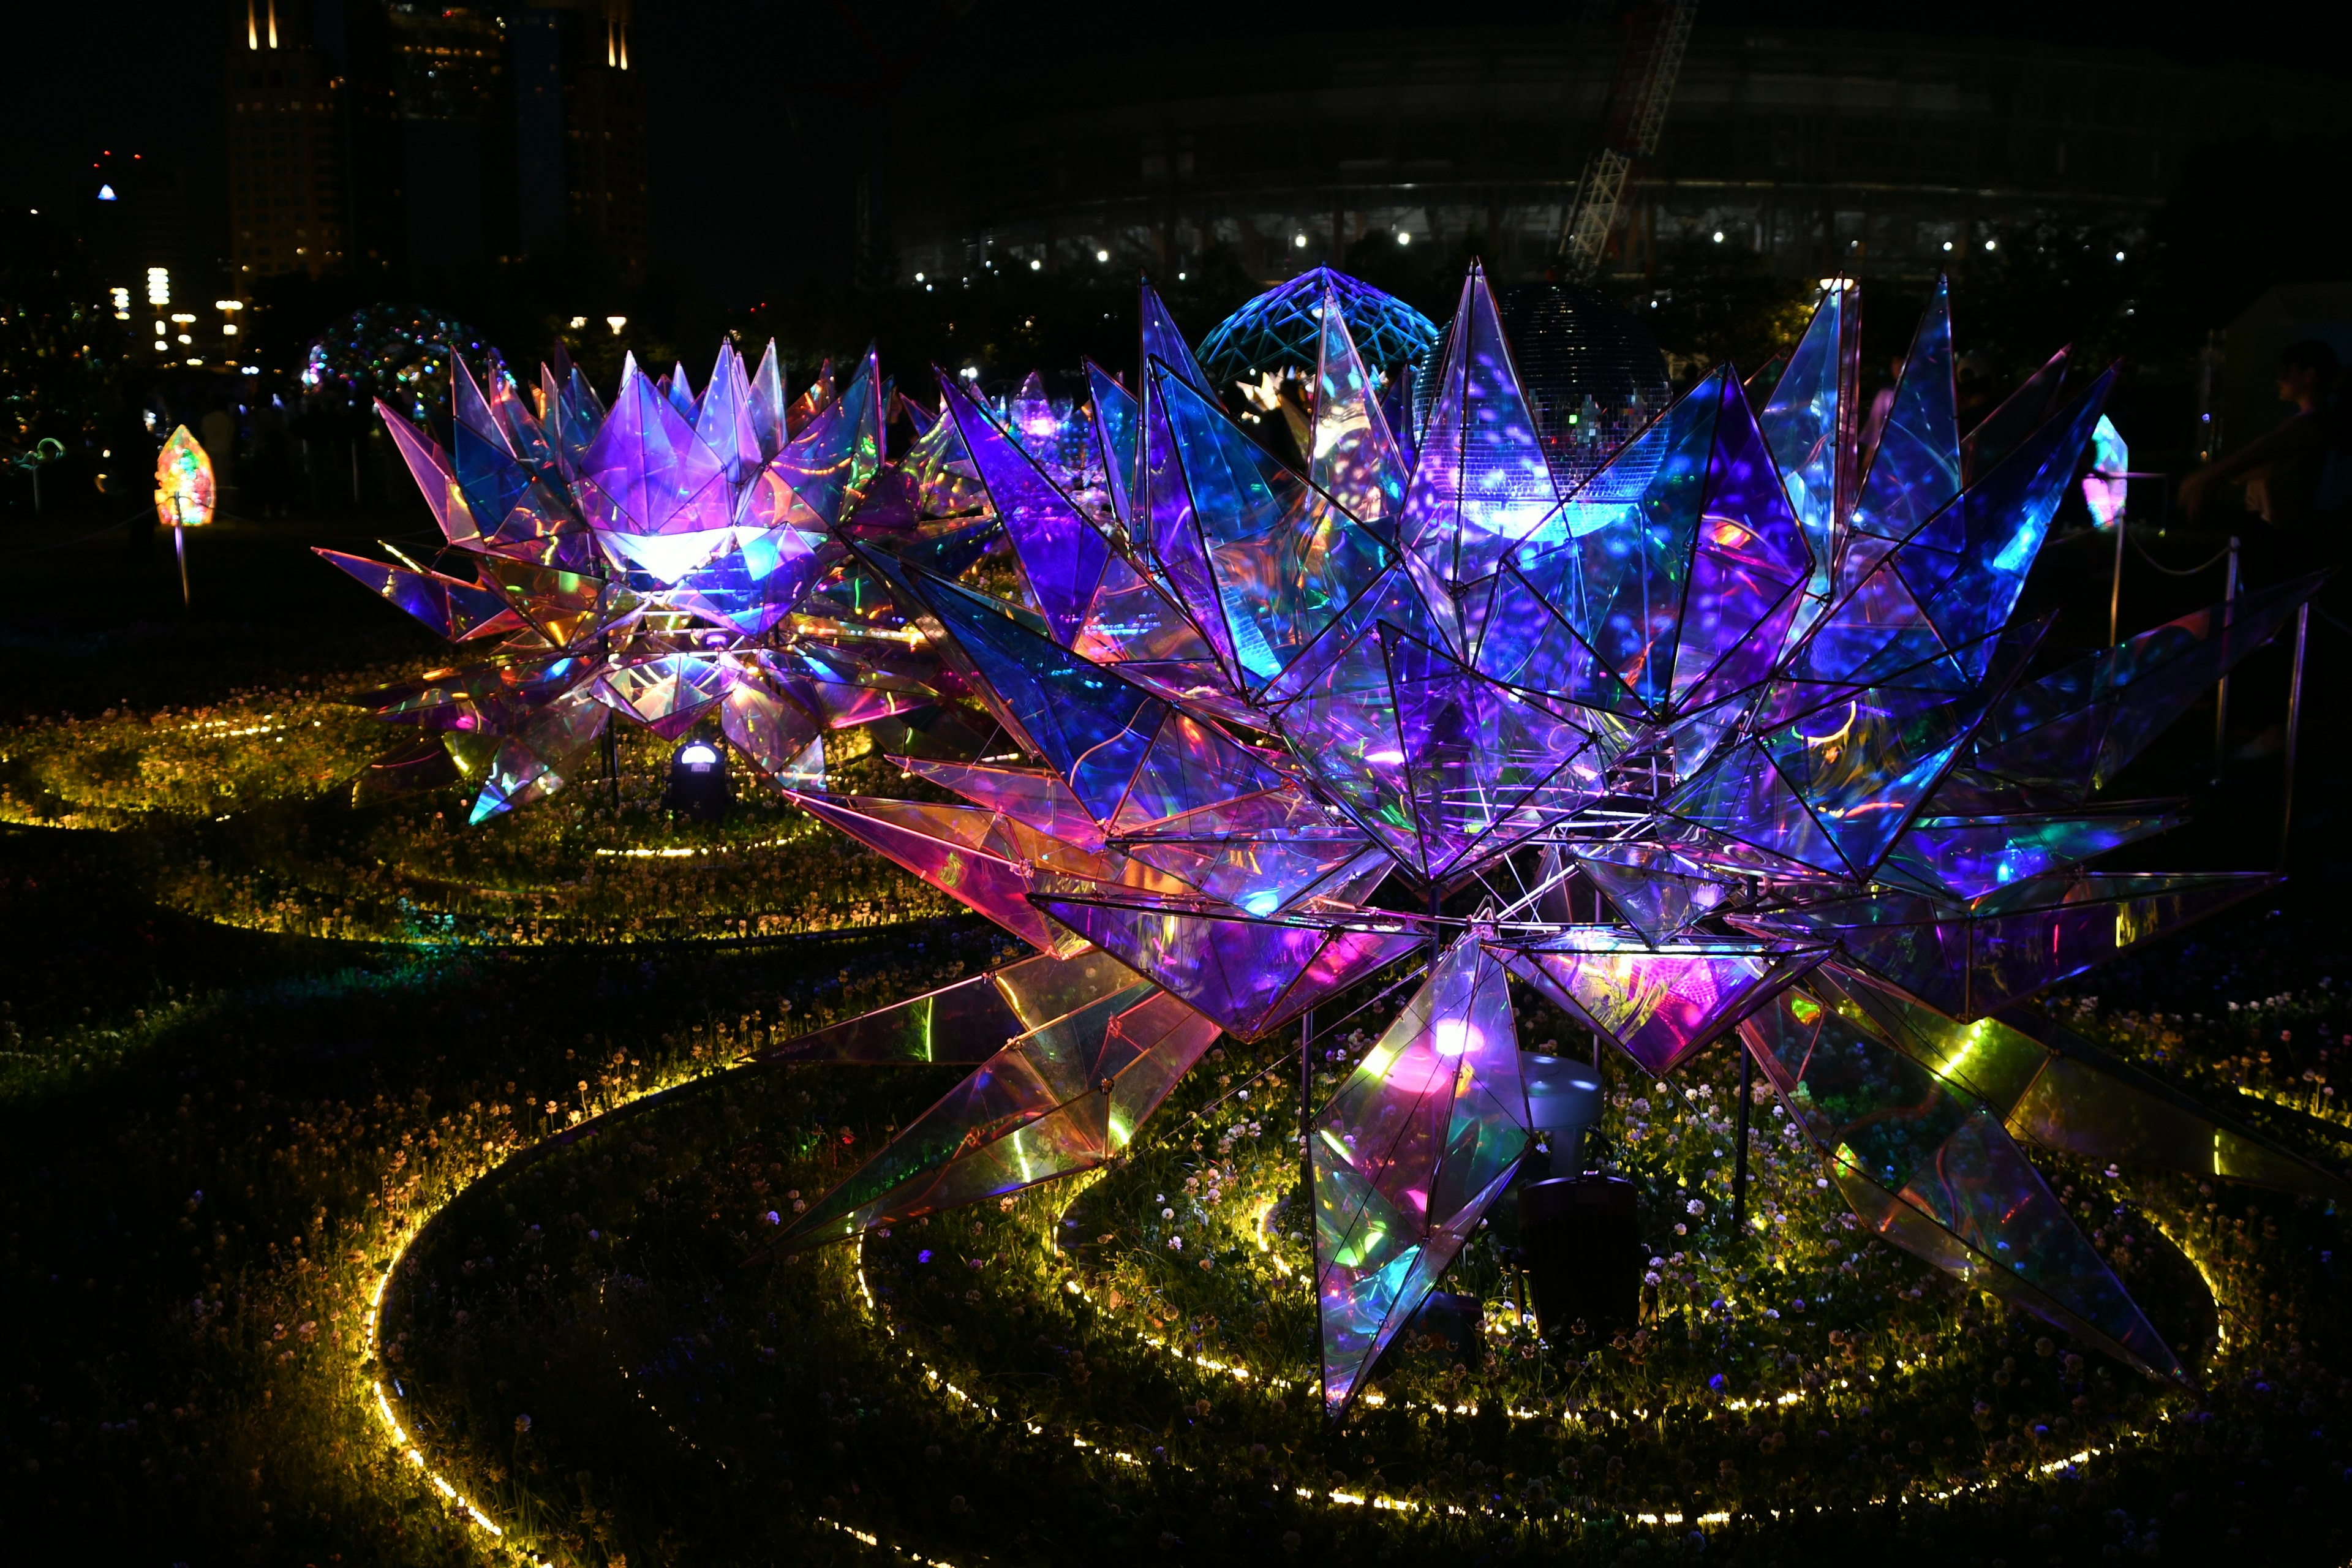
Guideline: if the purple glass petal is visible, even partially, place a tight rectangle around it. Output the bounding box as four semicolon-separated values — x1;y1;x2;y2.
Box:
944;372;1114;647
1033;890;1425;1039
1400;263;1557;584
1310;284;1408;530
1758;281;1860;608
1502;931;1822;1077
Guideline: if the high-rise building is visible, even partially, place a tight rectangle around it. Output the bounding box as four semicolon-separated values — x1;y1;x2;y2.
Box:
223;0;646;282
505;0;647;273
84;150;210;365
385;2;514;269
224;0;349;282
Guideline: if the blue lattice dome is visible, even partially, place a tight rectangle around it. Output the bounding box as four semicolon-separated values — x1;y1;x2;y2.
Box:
1194;267;1440;388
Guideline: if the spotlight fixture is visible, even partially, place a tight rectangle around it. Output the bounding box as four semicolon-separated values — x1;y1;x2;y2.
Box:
667;739;730;823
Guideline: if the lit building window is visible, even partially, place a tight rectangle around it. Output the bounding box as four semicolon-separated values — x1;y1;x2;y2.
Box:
146;266;170;306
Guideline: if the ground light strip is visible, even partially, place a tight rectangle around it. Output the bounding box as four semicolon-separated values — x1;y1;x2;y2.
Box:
356;1066;967;1567
354;1055;2210;1561
873;1243;2160;1526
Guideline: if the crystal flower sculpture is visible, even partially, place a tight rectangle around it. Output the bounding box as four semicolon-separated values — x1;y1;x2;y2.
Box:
341;268;2338;1422
319;342;940;823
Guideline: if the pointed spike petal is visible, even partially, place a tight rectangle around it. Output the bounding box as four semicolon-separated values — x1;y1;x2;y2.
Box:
1034;891;1426;1039
1502;933;1822;1077
1310;285;1409;529
1314;938;1524;1419
1400;263;1558;583
945;375;1115;647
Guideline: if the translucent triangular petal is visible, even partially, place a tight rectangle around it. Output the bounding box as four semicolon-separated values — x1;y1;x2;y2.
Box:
944;372;1115;647
1521;370;1724;712
1033;890;1426;1039
1314;937;1523;1418
1309;285;1409;530
1087;359;1140;533
1152;364;1392;688
1849;277;1961;552
1400;263;1558;583
1758;281;1860;607
1502;931;1821;1076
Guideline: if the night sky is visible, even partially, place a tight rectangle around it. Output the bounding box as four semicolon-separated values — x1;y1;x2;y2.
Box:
2;0;2345;304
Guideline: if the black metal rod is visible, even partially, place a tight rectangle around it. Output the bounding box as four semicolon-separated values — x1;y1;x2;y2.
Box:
2280;601;2310;873
1298;1002;1314;1204
2214;535;2239;783
2107;510;2126;647
1733;1041;1752;1232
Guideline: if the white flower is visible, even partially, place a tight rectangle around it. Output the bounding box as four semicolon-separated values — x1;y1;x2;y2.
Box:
1168;1236;1184;1251
1161;1207;1175;1220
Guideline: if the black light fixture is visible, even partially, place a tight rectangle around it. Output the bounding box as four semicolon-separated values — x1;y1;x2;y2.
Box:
666;738;730;823
1510;1054;1642;1340
1517;1172;1643;1340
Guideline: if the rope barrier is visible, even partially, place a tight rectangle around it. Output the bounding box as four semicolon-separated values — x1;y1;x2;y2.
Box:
2127;533;2233;578
0;507;151;557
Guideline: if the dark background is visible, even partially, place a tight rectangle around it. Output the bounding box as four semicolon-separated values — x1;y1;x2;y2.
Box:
9;0;2352;304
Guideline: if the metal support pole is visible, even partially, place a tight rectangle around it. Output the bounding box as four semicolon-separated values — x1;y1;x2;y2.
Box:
2280;602;2310;873
170;495;189;607
1298;1003;1315;1232
1733;1042;1752;1233
2213;536;2239;783
1589;879;1604;1069
2107;512;2126;647
601;628;621;811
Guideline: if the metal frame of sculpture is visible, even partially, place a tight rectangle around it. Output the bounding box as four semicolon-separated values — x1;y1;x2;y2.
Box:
329;264;2337;1422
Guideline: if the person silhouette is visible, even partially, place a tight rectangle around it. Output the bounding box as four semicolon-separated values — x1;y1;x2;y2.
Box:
2179;339;2345;533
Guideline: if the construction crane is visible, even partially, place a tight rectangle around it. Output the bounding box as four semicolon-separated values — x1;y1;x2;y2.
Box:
1557;0;1699;278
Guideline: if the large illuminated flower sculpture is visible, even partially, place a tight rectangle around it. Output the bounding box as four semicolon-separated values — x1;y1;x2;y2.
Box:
336;268;2339;1423
316;342;965;823
753;265;2345;1420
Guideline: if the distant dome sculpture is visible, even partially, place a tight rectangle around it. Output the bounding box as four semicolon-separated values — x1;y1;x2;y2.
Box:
1194;267;1441;388
303;303;488;424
